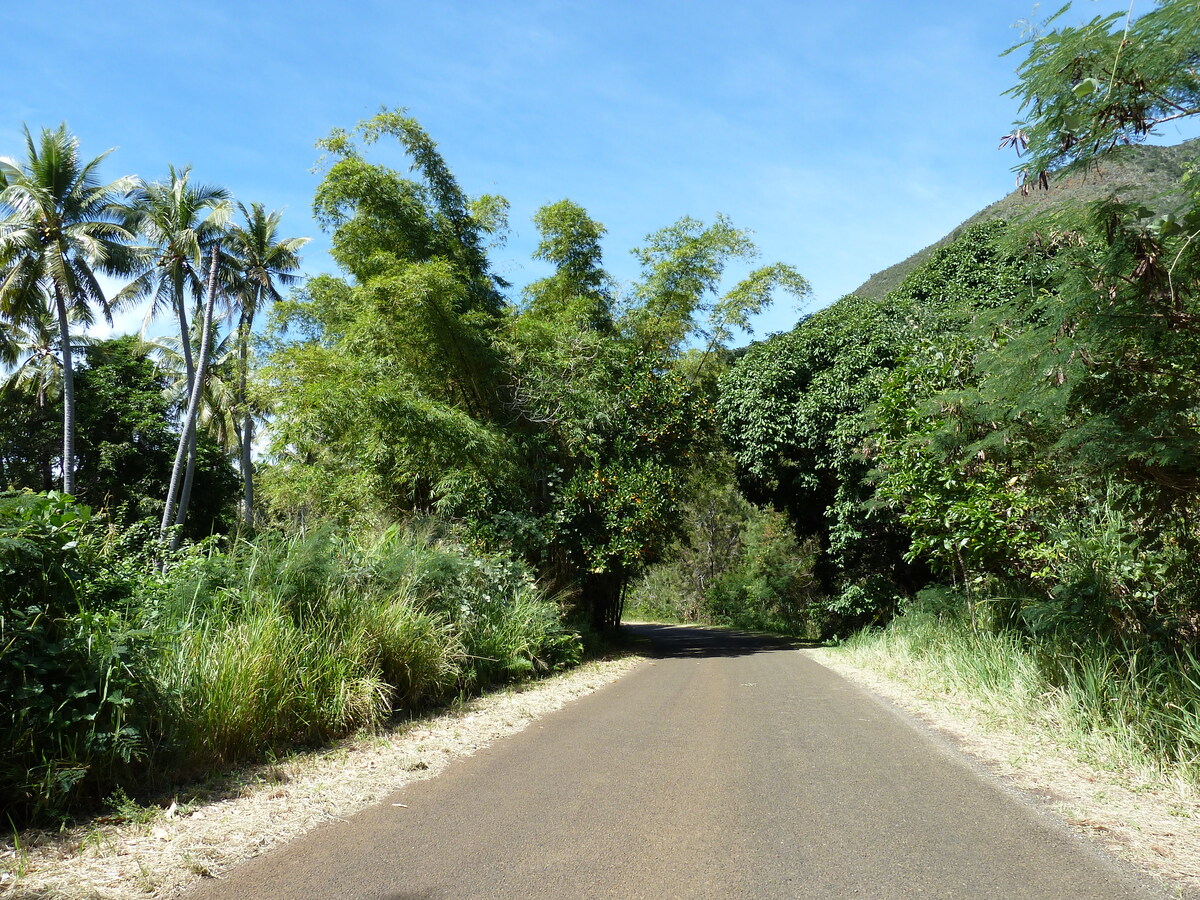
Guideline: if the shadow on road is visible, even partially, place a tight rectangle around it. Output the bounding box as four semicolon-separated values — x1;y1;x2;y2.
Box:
624;622;811;659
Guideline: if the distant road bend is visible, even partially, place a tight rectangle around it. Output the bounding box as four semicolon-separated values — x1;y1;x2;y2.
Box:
187;623;1165;899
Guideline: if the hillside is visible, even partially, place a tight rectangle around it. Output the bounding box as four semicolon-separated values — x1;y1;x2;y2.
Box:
853;138;1200;299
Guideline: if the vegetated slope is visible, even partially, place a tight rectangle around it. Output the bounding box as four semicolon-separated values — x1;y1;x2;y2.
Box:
853;137;1199;299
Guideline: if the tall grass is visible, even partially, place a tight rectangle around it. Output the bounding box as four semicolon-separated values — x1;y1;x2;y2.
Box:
3;503;583;824
836;602;1200;786
144;525;582;775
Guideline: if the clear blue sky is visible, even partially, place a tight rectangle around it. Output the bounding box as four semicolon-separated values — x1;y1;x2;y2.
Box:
7;0;1196;340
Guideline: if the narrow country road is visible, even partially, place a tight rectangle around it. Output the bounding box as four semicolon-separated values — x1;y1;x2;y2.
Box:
186;624;1164;899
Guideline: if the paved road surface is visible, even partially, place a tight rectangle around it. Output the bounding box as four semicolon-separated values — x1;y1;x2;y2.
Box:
187;624;1165;899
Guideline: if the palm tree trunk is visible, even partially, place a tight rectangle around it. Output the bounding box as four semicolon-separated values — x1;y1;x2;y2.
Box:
175;275;196;392
241;418;254;529
54;287;76;495
237;310;254;529
172;275;209;539
175;427;199;538
37;391;54;492
162;248;220;544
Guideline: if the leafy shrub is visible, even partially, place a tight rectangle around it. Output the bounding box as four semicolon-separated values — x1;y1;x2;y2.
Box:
1026;494;1189;644
3;499;583;826
627;483;824;636
0;492;149;824
458;585;583;686
825;573;905;635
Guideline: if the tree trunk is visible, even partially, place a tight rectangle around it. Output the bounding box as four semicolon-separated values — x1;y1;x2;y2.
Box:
162;248;220;545
164;275;200;541
54;287;75;495
241;415;254;530
585;570;626;632
237;309;254;529
37;392;54;492
175;275;196;392
175;427;198;537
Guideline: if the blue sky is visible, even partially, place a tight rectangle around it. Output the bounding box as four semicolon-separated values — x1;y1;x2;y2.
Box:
7;0;1197;341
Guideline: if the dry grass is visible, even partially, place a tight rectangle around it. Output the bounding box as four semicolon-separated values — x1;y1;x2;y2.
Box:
809;648;1200;899
0;656;642;900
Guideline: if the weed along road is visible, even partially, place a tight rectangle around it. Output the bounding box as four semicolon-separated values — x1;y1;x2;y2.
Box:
186;624;1164;900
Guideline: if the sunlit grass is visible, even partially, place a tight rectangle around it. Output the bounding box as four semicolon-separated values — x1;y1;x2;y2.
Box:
836;609;1200;787
146;525;584;776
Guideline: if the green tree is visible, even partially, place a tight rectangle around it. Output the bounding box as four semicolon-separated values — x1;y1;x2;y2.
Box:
0;307;88;492
117;166;231;390
116;166;231;537
225;202;307;528
503;201;807;627
310;108;509;420
0;125;139;494
81;336;237;531
263;109;517;525
1003;0;1199;189
718;223;1033;624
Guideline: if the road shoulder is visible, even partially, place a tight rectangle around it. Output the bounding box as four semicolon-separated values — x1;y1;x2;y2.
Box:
0;656;643;900
807;647;1200;899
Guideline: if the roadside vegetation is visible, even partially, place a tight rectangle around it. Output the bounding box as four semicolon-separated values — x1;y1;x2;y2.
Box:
0;491;582;825
710;0;1200;791
1;110;804;825
3;0;1199;848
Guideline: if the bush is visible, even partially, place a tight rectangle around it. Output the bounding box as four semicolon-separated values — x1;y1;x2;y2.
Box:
0;492;149;824
2;499;583;826
627;486;824;636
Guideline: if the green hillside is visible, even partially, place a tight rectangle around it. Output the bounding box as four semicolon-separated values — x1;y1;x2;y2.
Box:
853;137;1199;299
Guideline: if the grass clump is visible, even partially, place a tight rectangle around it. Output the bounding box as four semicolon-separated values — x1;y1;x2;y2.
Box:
835;589;1200;787
147;524;582;776
1;494;583;826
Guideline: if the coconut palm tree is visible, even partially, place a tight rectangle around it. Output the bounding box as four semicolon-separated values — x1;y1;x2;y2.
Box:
118;166;232;536
0;308;93;491
162;247;223;542
116;165;231;392
0;124;139;493
1;305;92;407
225;202;307;526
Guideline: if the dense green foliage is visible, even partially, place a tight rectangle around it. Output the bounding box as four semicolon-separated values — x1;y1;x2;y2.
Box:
0;336;239;537
719;223;1033;626
0;492;149;822
626;469;821;635
262;109;804;628
720;0;1200;659
0;491;581;825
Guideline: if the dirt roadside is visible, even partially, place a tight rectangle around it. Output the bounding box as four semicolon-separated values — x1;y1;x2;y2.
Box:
809;648;1200;899
0;656;643;900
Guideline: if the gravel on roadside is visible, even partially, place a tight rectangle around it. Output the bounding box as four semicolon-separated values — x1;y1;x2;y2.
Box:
0;655;643;900
808;648;1200;899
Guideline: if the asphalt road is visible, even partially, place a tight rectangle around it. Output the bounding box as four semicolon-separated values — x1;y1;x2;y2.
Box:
186;624;1165;899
